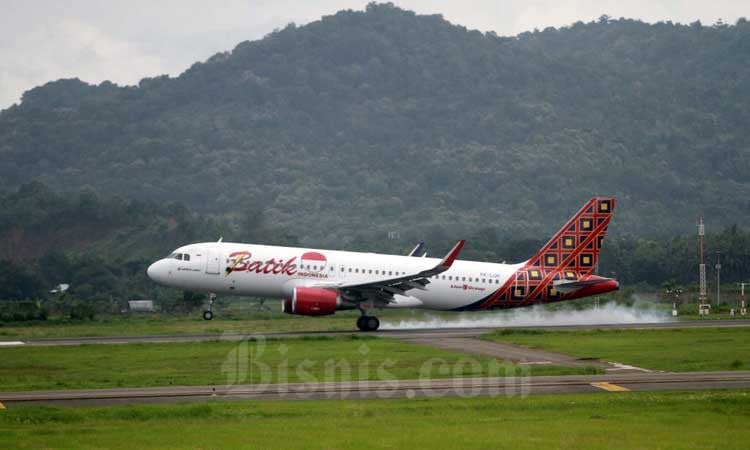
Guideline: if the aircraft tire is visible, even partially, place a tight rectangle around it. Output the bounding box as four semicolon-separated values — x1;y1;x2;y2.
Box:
202;310;214;321
363;316;379;332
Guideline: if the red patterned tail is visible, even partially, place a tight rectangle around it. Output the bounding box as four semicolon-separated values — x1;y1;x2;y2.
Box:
467;197;616;310
528;197;615;275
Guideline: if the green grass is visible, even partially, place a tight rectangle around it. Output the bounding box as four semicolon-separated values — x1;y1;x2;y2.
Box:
0;336;592;392
484;327;750;372
0;314;360;339
1;391;749;449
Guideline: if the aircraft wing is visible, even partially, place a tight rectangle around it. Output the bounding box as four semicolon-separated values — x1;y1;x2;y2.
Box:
326;240;465;302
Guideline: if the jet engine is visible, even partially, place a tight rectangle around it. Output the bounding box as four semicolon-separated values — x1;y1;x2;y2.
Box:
282;287;340;316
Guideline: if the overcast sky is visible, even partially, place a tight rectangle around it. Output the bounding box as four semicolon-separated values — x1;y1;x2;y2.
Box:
1;0;747;109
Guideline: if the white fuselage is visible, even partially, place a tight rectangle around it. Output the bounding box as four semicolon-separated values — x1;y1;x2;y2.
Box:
147;242;523;311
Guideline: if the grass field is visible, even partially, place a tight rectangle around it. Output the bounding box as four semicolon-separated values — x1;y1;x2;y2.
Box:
0;313;360;339
0;336;596;392
1;391;749;449
485;327;750;372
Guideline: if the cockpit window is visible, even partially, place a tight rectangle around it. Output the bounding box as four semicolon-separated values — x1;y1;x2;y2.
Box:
183;254;190;261
176;254;183;260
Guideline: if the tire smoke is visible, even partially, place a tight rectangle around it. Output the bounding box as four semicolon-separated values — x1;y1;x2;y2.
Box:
381;301;672;330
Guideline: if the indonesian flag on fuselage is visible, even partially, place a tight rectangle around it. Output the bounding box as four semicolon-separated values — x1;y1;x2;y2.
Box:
300;251;327;272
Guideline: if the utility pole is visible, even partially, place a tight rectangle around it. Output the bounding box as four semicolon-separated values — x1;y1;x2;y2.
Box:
740;282;747;316
698;218;710;315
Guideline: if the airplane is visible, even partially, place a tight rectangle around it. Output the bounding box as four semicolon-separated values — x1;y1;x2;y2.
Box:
147;197;619;331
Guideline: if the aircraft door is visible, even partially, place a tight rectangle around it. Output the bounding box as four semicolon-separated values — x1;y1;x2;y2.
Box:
206;250;221;275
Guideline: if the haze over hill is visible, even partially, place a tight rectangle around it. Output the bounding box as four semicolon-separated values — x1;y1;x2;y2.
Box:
1;3;749;247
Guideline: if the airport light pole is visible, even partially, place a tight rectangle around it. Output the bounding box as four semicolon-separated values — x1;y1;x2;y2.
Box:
715;251;721;307
666;286;683;317
740;282;747;316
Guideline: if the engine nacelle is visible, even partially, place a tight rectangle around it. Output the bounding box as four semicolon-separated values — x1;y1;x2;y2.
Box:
282;287;339;316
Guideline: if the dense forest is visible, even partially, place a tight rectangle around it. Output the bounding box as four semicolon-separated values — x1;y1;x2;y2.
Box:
0;3;748;247
1;4;749;316
0;182;299;316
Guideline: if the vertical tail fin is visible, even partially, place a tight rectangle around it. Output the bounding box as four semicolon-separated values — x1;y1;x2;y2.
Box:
526;197;615;277
465;197;617;310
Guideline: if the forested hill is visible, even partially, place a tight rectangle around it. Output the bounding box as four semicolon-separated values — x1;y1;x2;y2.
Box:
1;3;749;247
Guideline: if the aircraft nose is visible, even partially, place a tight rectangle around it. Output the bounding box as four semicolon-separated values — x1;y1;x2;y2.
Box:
147;262;157;281
147;260;166;283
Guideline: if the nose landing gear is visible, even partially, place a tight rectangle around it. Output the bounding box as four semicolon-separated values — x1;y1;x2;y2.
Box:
202;293;216;321
356;315;380;332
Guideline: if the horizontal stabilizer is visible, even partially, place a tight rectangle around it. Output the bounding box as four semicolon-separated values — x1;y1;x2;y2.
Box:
553;277;617;294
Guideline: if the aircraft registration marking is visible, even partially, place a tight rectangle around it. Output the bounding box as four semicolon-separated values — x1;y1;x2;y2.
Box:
590;382;630;392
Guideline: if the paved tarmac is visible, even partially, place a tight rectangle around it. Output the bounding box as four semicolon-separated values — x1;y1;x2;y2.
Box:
2;319;749;347
2;371;749;408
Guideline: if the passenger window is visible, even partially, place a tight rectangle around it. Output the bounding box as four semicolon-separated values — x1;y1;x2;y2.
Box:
355;268;359;273
482;278;486;283
369;269;372;274
449;276;453;280
376;270;379;275
389;271;392;276
341;267;345;272
462;277;466;281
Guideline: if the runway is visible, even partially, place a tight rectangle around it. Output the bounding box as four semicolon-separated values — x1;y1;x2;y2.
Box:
2;371;749;408
4;319;749;347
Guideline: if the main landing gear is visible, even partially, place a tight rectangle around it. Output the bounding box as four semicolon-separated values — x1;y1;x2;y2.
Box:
202;293;216;321
356;315;380;332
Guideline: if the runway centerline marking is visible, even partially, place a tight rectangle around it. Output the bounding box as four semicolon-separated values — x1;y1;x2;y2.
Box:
590;382;630;392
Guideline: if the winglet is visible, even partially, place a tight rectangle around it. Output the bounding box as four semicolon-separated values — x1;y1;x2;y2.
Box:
408;242;427;257
439;240;465;269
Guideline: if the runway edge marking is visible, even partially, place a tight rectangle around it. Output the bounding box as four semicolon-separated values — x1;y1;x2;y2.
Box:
590;382;630;392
